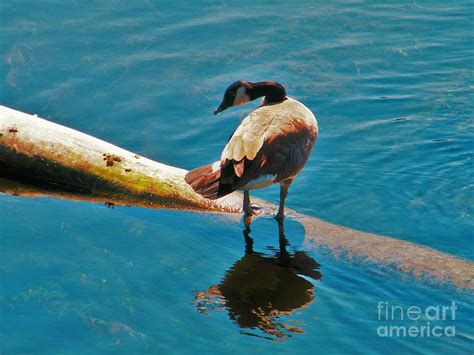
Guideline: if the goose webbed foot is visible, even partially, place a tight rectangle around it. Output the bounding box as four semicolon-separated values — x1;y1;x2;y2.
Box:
243;191;261;216
274;211;285;221
275;201;286;220
243;204;261;216
243;206;255;216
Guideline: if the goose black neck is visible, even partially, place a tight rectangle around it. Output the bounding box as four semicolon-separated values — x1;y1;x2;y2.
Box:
248;81;287;104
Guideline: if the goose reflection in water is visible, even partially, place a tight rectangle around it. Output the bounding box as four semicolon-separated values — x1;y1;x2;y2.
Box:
194;218;322;340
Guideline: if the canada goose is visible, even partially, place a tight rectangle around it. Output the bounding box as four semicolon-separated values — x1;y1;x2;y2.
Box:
185;81;318;219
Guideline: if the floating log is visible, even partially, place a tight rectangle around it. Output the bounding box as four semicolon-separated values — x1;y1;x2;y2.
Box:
0;105;242;212
1;105;473;290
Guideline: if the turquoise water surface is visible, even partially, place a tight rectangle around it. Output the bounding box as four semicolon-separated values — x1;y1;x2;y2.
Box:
1;1;473;354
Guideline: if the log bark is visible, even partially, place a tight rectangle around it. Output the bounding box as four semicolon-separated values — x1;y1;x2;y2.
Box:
0;105;242;212
1;105;473;290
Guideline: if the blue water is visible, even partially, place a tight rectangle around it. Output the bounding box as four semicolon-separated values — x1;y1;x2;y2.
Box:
1;1;473;353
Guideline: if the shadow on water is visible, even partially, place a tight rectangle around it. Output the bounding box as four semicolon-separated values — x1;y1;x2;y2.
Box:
194;217;322;341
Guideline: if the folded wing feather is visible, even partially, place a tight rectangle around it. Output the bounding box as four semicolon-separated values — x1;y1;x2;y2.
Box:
220;99;317;185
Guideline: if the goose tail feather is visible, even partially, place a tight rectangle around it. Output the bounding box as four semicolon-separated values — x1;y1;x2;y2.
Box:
185;162;233;200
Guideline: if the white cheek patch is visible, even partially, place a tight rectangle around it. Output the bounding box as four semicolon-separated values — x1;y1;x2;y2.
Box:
233;86;250;106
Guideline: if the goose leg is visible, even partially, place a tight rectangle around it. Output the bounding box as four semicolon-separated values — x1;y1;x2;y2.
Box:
243;190;253;215
275;178;293;220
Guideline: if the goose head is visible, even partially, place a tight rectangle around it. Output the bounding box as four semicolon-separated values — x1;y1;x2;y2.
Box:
214;81;251;115
214;81;287;115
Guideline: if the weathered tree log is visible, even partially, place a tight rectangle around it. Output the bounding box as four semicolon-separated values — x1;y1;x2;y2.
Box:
0;105;243;212
1;105;473;290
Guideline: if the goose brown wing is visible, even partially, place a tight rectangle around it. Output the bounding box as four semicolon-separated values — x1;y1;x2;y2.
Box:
219;108;316;191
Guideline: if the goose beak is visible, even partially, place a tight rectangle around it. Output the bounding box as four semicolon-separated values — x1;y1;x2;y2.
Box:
214;101;229;115
214;105;224;115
